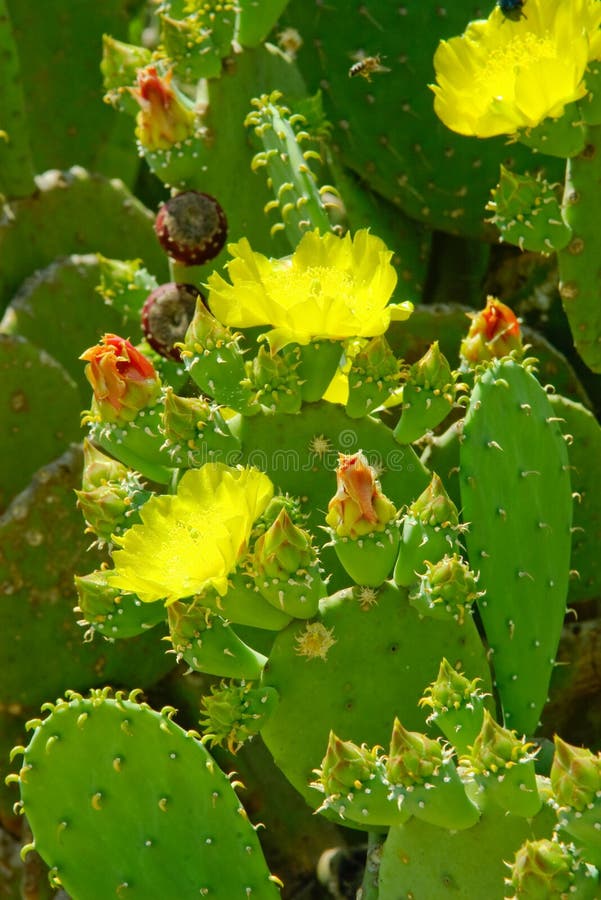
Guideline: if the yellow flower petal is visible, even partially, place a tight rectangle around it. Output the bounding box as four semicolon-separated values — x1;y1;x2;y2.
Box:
208;229;407;349
108;464;273;604
431;0;601;137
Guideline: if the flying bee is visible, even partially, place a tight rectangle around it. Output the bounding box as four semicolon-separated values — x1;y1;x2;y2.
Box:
497;0;526;21
348;54;390;83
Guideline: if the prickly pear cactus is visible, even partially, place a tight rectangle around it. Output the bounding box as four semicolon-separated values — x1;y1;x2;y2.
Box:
8;0;601;897
0;445;173;709
278;0;562;238
0;335;81;510
8;688;281;899
460;358;573;734
260;582;492;806
0;168;168;312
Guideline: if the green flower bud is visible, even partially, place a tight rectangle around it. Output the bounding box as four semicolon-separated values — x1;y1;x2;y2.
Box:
551;737;601;864
74;569;166;639
551;737;601;812
419;658;488;755
96;255;158;322
254;507;314;579
316;731;381;796
409;472;459;528
346;335;402;418
180;298;256;413
199;681;279;754
463;710;541;818
393;342;457;444
506;839;599;900
385;718;480;830
409;554;482;624
310;732;401;828
244;344;303;414
251;505;326;618
393;474;462;588
160;386;239;467
76;440;149;544
386;718;443;787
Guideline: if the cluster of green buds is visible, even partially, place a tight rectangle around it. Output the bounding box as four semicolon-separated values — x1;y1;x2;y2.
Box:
393;473;464;587
199;681;279;754
408;553;484;624
249;496;327;619
75;439;149;547
311;716;479;832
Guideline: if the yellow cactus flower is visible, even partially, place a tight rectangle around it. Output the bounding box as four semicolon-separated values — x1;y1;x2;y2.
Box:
431;0;601;138
108;464;273;604
207;229;413;353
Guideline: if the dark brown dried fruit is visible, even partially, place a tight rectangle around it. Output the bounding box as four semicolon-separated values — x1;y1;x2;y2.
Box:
141;283;203;360
154;191;227;266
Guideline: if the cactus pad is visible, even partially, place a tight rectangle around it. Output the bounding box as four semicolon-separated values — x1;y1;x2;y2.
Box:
11;689;281;899
0;445;174;708
0;334;81;511
260;581;492;806
460;359;572;734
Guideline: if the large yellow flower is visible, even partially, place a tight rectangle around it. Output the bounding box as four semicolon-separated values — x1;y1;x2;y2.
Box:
207;229;412;353
431;0;601;137
108;464;273;604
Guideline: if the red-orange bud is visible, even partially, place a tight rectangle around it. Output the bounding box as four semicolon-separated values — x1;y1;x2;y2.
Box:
80;334;160;423
460;296;523;365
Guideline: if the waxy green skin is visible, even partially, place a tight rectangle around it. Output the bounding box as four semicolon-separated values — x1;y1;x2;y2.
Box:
11;691;280;899
260;582;492;808
460;359;572;735
6;1;601;896
557;126;601;374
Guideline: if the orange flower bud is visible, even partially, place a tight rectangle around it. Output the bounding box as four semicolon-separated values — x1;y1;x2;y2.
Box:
130;66;195;151
460;297;523;365
326;451;396;538
80;334;160;423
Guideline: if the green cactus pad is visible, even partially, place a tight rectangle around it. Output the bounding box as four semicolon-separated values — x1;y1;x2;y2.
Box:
460;359;572;734
11;689;281;899
0;0;35;198
279;0;562;238
557;125;601;373
0;445;174;707
246;90;332;248
0;334;81;511
378;808;555;900
487;167;571;254
0;167;168;313
238;0;290;47
547;394;601;605
260;581;492;808
0;255;131;403
7;0;141;180
238;400;430;536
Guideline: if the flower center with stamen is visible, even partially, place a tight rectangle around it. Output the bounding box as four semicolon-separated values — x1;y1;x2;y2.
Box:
479;33;556;92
